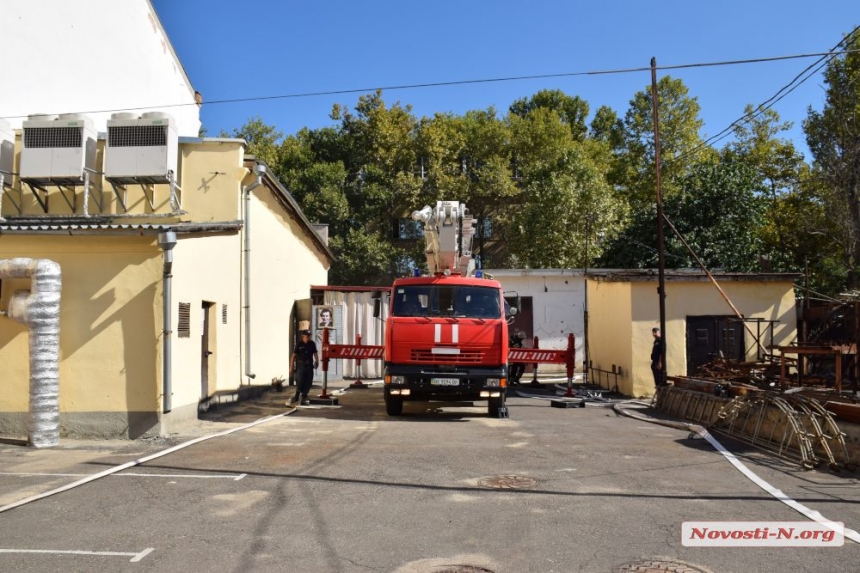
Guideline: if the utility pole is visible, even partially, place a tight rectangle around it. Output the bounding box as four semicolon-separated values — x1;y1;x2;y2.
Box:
651;57;667;383
583;214;590;386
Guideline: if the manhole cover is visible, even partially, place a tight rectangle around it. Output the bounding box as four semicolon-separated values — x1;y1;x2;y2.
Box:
432;567;494;573
616;558;710;573
477;475;537;489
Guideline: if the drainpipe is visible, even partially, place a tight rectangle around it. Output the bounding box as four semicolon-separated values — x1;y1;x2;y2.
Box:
0;258;62;448
157;231;177;413
243;163;266;381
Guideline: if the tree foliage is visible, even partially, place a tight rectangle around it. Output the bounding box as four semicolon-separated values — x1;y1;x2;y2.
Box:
610;76;711;212
510;89;590;141
221;116;283;168
506;109;619;267
804;30;860;290
599;160;766;271
218;59;860;294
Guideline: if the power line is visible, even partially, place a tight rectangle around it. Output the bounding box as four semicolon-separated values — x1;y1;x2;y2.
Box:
666;26;860;165
1;49;858;121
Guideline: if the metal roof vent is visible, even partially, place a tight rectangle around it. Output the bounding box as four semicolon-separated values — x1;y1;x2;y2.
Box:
105;111;178;184
20;114;97;185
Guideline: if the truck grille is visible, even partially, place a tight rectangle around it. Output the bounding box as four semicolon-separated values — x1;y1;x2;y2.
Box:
410;349;484;363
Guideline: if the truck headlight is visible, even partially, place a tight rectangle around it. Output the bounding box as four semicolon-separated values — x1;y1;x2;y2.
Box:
486;378;501;387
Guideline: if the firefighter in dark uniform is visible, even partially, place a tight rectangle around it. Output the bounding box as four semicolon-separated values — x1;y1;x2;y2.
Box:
651;327;665;389
290;329;319;405
508;330;526;385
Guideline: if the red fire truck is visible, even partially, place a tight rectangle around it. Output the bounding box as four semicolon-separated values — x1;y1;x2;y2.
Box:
320;201;576;417
383;201;512;417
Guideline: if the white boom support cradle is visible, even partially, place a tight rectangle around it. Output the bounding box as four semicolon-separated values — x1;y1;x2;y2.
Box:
411;201;476;275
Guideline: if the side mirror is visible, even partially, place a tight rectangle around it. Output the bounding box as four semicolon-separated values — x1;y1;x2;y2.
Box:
373;298;381;319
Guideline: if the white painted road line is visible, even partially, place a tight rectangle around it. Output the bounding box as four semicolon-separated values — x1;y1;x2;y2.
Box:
0;547;154;562
0;471;247;480
0;411;290;515
614;402;860;546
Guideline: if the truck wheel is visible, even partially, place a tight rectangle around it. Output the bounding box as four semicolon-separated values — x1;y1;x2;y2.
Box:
386;395;403;416
487;395;505;417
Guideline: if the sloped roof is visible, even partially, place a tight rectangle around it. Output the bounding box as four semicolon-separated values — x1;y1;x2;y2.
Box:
245;157;335;265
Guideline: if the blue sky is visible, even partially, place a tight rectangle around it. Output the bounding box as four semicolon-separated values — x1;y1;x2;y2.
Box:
152;1;857;158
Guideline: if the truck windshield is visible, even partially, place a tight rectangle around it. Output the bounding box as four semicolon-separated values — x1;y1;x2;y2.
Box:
392;285;501;318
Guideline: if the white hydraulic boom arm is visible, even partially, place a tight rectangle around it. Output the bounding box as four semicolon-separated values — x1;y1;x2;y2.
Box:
411;201;476;275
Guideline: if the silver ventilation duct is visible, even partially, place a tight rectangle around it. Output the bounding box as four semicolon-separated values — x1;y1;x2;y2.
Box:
0;258;62;448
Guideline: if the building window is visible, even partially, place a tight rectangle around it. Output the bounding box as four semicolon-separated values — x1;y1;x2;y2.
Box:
474;217;493;239
178;302;191;338
222;304;228;324
393;218;424;240
476;254;492;268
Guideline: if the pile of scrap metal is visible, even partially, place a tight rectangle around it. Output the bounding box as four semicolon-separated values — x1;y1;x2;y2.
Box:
656;377;857;471
655;292;860;470
693;357;783;387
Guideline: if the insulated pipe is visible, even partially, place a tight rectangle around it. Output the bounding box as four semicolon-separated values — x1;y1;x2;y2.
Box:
242;164;266;381
157;232;177;413
0;258;62;448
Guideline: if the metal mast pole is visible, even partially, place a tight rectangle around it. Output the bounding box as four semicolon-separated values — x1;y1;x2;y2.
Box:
651;57;667;383
583;215;590;387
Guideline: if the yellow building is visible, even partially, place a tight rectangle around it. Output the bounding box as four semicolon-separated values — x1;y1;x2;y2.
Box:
587;270;799;398
0;124;333;441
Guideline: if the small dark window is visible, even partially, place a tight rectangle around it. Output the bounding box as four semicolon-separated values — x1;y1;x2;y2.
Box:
394;218;424;240
178;302;191;338
222;304;228;324
474;218;493;239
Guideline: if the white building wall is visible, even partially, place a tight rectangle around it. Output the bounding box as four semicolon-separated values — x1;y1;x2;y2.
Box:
171;233;242;413
0;0;201;136
487;269;585;374
249;186;330;386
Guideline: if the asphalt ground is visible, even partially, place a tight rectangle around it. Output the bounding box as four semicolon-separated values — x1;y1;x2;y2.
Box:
1;380;859;573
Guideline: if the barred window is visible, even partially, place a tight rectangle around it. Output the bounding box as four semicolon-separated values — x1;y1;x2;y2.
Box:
474;218;493;239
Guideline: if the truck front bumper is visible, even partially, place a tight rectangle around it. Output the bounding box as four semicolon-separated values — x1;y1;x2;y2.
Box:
384;364;506;402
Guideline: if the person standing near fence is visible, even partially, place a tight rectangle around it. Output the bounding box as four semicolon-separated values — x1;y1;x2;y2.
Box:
290;329;319;406
651;327;665;389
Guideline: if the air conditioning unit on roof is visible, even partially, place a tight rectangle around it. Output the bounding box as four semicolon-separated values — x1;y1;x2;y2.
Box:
20;114;97;185
0;118;13;187
105;111;178;184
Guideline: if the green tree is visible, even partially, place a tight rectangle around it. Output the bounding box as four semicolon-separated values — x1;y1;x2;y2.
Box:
589;105;623;148
222;116;283;168
723;105;805;197
506;108;618;267
510;89;590;141
611;76;711;211
717;105;844;291
599;159;767;271
326;91;425;284
803;30;860;289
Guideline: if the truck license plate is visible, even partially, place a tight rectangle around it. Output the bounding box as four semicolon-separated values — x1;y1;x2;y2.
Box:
430;378;459;386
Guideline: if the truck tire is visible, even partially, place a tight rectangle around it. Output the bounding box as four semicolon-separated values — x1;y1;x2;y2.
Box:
487;395;505;418
386;395;403;416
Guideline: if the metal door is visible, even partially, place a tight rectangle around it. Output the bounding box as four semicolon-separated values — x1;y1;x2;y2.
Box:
686;315;743;375
201;301;215;399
